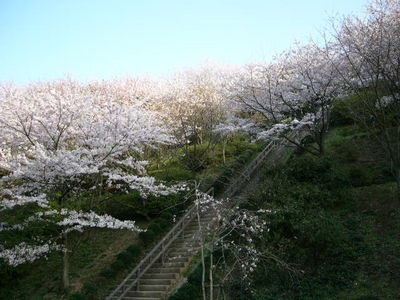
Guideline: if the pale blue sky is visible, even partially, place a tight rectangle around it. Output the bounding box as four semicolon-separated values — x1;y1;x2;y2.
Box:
0;0;368;83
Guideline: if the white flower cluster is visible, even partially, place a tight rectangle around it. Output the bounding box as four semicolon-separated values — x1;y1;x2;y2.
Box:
257;114;314;141
376;94;399;109
0;194;48;211
0;242;61;266
57;210;142;233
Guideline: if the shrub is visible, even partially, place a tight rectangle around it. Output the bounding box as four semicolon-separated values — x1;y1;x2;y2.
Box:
153;217;169;229
168;282;199;300
330;98;355;126
82;282;97;297
150;167;194;181
287;155;333;183
160;211;173;220
226;278;254;300
69;292;87;300
148;222;162;235
126;245;142;257
139;229;156;246
99;268;117;278
110;259;125;272
116;251;134;265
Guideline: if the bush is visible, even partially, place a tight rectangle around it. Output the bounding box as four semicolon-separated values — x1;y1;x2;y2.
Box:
99;268;117;278
150;167;194;181
110;259;125;272
160;211;173;220
116;251;134;265
287;155;333;183
69;292;87;300
153;217;169;229
82;282;97;297
148;222;162;235
168;282;200;300
139;229;156;246
226;278;254;300
126;245;142;257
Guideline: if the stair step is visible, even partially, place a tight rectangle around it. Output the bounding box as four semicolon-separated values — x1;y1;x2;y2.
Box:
125;291;164;298
122;297;161;300
138;284;168;291
147;267;181;273
168;249;195;257
153;262;185;268
142;273;177;279
165;256;188;263
169;245;199;251
139;279;172;285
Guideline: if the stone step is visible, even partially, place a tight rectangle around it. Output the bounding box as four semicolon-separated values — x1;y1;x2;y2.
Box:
165;256;188;263
147;267;181;274
139;279;172;285
181;230;201;235
167;246;199;253
170;240;199;246
142;273;177;280
181;233;203;239
167;250;195;258
125;291;164;298
121;297;159;300
153;262;185;268
169;242;198;249
138;284;168;291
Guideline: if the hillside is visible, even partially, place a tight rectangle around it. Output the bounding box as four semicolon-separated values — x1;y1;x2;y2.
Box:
168;124;400;299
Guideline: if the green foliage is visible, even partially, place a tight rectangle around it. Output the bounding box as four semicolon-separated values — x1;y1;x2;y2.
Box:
168;282;200;300
148;222;162;235
210;147;260;195
69;292;87;300
126;244;142;257
150;167;194;181
104;191;185;220
168;261;205;300
99;267;117;278
116;251;134;265
226;278;254;300
111;259;125;271
139;229;156;246
180;143;213;172
330;98;355;126
82;282;97;297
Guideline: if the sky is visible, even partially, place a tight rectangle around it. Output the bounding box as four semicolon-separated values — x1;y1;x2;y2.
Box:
0;0;368;84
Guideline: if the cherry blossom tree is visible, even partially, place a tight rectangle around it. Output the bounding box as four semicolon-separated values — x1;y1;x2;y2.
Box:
159;66;230;171
214;114;257;163
192;190;280;299
328;0;400;198
0;80;185;289
230;43;342;155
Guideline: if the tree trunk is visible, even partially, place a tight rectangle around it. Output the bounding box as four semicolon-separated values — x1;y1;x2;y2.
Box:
209;249;214;300
62;233;70;291
396;167;400;202
198;213;206;300
318;130;325;155
222;139;227;164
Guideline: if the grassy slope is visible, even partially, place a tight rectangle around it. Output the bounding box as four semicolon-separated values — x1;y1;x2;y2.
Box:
257;125;400;299
168;125;400;300
3;229;138;300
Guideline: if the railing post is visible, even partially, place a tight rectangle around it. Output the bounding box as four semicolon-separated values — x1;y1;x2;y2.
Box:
136;269;139;291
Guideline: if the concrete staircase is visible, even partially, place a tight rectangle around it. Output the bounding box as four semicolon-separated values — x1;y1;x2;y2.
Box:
107;132;306;300
115;211;217;300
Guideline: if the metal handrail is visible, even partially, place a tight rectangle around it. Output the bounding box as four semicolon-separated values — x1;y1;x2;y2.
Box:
223;140;275;198
106;186;214;300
